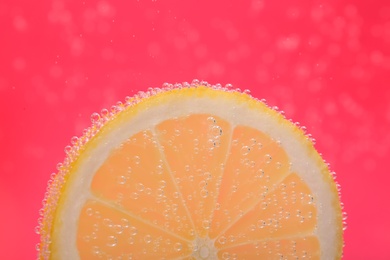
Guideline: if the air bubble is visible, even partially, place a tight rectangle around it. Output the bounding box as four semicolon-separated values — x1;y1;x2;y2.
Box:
130;192;139;199
103;218;113;228
70;136;79;145
200;189;209;198
276;162;282;169
241;146;251;155
156;189;164;197
113;224;124;234
130;226;138;236
211;126;223;136
128;237;134;244
265;154;272;163
34;226;40;234
136;183;145;192
174;242;182;252
218;236;226;244
121;218;130;228
202;219;210;229
92;246;101;256
257;220;266;228
191;79;200;86
117;175;127;185
159;180;167;188
100;108;109;118
90;112;101;124
207;117;216;124
86;207;94;216
133;156;141;165
156;164;164;174
106;236;117;247
144;235;152;244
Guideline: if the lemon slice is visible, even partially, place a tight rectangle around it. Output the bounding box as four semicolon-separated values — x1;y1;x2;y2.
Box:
37;82;344;259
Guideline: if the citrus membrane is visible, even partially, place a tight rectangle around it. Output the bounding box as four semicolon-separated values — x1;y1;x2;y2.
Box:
37;81;344;259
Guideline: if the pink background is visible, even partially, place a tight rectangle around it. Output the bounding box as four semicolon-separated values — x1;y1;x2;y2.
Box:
1;0;389;259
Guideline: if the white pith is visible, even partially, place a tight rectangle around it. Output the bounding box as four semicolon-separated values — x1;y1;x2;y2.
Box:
53;92;339;259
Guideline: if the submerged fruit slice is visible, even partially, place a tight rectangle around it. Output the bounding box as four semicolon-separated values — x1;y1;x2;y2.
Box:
37;82;344;259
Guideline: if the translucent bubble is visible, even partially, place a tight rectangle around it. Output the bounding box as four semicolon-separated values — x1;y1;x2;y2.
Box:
90;112;101;124
241;146;251;155
117;175;127;185
159;180;167;188
136;183;145;192
128;237;134;245
121;218;130;228
156;188;164;197
257;220;266;228
200;189;209;198
133;156;141;165
56;162;63;171
199;180;207;188
92;246;100;256
100;108;109;118
130;192;139;199
211;126;223;136
86;207;94;216
265;154;272;163
202;219;210;229
70;136;79;145
144;235;152;244
106;236;117;247
207;116;216;124
218;236;226;245
94;210;101;219
174;242;182;252
103;218;113;228
156;164;164;175
130;226;138;236
276;162;282;169
34;226;40;234
113;224;124;234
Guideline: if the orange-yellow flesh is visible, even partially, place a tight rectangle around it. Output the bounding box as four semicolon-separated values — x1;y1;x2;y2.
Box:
214;173;318;249
217;236;320;259
209;125;291;239
156;114;232;237
77;201;192;259
91;130;194;239
79;113;319;258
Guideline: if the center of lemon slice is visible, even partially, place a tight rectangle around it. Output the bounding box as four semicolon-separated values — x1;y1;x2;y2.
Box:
192;237;217;259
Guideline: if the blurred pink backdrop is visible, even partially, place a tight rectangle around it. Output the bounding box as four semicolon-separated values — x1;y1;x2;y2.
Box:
1;0;389;258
